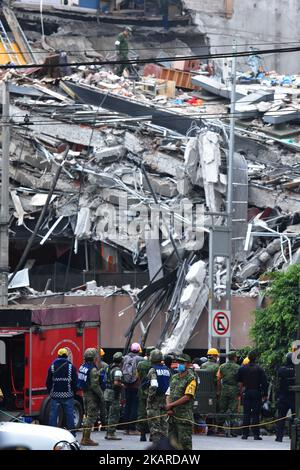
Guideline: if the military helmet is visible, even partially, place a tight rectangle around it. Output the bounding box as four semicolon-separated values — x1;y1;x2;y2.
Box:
227;350;237;359
125;26;133;33
84;348;97;360
177;353;191;363
150;349;163;363
113;352;123;363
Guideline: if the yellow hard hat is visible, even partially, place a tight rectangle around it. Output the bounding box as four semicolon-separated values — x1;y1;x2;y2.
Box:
207;348;219;356
99;348;105;357
242;357;250;365
58;348;68;357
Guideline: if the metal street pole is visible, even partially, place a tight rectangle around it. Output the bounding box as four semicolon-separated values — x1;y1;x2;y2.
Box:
225;41;237;356
0;80;10;306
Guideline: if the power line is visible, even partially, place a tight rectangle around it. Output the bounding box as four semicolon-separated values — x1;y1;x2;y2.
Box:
2;44;300;70
3;39;300;56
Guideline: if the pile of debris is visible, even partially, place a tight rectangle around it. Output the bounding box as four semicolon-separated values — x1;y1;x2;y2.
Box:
1;39;300;353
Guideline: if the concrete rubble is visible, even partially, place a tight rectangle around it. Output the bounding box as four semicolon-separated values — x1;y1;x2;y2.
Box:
1;21;300;353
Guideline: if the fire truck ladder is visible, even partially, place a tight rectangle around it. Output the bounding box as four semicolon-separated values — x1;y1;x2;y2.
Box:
0;19;21;65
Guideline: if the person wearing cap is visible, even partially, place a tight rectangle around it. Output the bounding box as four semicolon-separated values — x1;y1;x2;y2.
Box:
160;0;169;30
237;350;268;440
201;348;220;377
137;346;155;441
115;26;132;76
46;347;78;436
217;351;240;437
104;352;124;440
165;353;196;450
275;352;295;442
78;348;105;446
146;349;170;444
122;342;144;435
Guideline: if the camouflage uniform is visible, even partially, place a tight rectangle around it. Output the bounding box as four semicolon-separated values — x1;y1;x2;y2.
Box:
168;369;196;450
82;366;105;429
146;363;170;443
104;358;123;438
218;360;240;416
137;358;152;434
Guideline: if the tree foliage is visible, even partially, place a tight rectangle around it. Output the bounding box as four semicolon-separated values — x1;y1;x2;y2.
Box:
250;264;299;378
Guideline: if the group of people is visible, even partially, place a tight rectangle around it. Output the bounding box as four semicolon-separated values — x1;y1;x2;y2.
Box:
45;344;296;449
192;348;295;442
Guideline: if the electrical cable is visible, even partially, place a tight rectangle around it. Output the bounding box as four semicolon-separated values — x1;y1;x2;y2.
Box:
2;44;300;69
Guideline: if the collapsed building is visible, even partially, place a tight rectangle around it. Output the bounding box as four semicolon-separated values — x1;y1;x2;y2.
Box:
0;3;300;355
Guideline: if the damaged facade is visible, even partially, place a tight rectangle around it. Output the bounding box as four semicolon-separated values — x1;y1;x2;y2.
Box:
0;2;300;355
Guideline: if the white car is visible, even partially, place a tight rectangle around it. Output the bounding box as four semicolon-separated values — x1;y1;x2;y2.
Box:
0;421;80;450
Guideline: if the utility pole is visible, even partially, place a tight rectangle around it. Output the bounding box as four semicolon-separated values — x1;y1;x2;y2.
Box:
225;41;237;356
0;80;10;306
208;43;236;356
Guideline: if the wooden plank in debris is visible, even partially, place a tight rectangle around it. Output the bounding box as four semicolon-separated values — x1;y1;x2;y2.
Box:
282;178;300;189
3;6;36;63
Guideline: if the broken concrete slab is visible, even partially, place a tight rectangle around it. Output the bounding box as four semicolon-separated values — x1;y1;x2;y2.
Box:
124;132;145;154
143;151;183;177
94;145;126;163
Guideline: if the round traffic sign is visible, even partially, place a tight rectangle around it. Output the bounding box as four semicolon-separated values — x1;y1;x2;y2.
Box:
213;311;230;336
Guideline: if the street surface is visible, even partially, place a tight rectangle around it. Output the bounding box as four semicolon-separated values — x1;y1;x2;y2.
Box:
78;431;290;451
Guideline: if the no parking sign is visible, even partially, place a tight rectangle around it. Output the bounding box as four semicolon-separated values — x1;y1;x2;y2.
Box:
212;310;231;338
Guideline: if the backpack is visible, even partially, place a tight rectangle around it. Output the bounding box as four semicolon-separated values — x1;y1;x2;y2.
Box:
122;354;138;384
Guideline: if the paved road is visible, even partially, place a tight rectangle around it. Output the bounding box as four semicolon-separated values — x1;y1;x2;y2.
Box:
78;431;290;451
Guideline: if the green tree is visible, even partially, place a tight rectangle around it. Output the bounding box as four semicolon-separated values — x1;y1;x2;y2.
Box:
250;264;299;378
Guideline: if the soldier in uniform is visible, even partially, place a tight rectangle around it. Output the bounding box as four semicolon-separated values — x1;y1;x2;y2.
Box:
104;352;124;440
146;349;170;444
165;354;197;450
79;348;104;446
137;346;155;441
115;26;132;76
217;350;240;437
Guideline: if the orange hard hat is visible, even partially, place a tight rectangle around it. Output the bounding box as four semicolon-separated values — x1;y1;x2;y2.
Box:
99;348;105;357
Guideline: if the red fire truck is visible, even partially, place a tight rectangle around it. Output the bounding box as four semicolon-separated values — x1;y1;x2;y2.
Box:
0;304;100;428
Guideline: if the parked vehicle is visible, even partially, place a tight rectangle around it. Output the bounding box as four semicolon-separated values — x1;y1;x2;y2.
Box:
0;304;100;429
0;421;80;450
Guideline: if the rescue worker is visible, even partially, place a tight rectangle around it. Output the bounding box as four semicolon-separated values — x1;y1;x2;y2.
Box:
160;0;169;30
137;346;155;441
275;352;295;442
146;349;170;444
46;348;78;436
217;350;240;437
122;342;144;435
237;350;268;440
242;357;250;366
201;348;220;435
201;348;220;379
115;26;132;76
165;354;197;450
78;348;104;446
97;347;108;427
104;352;124;440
